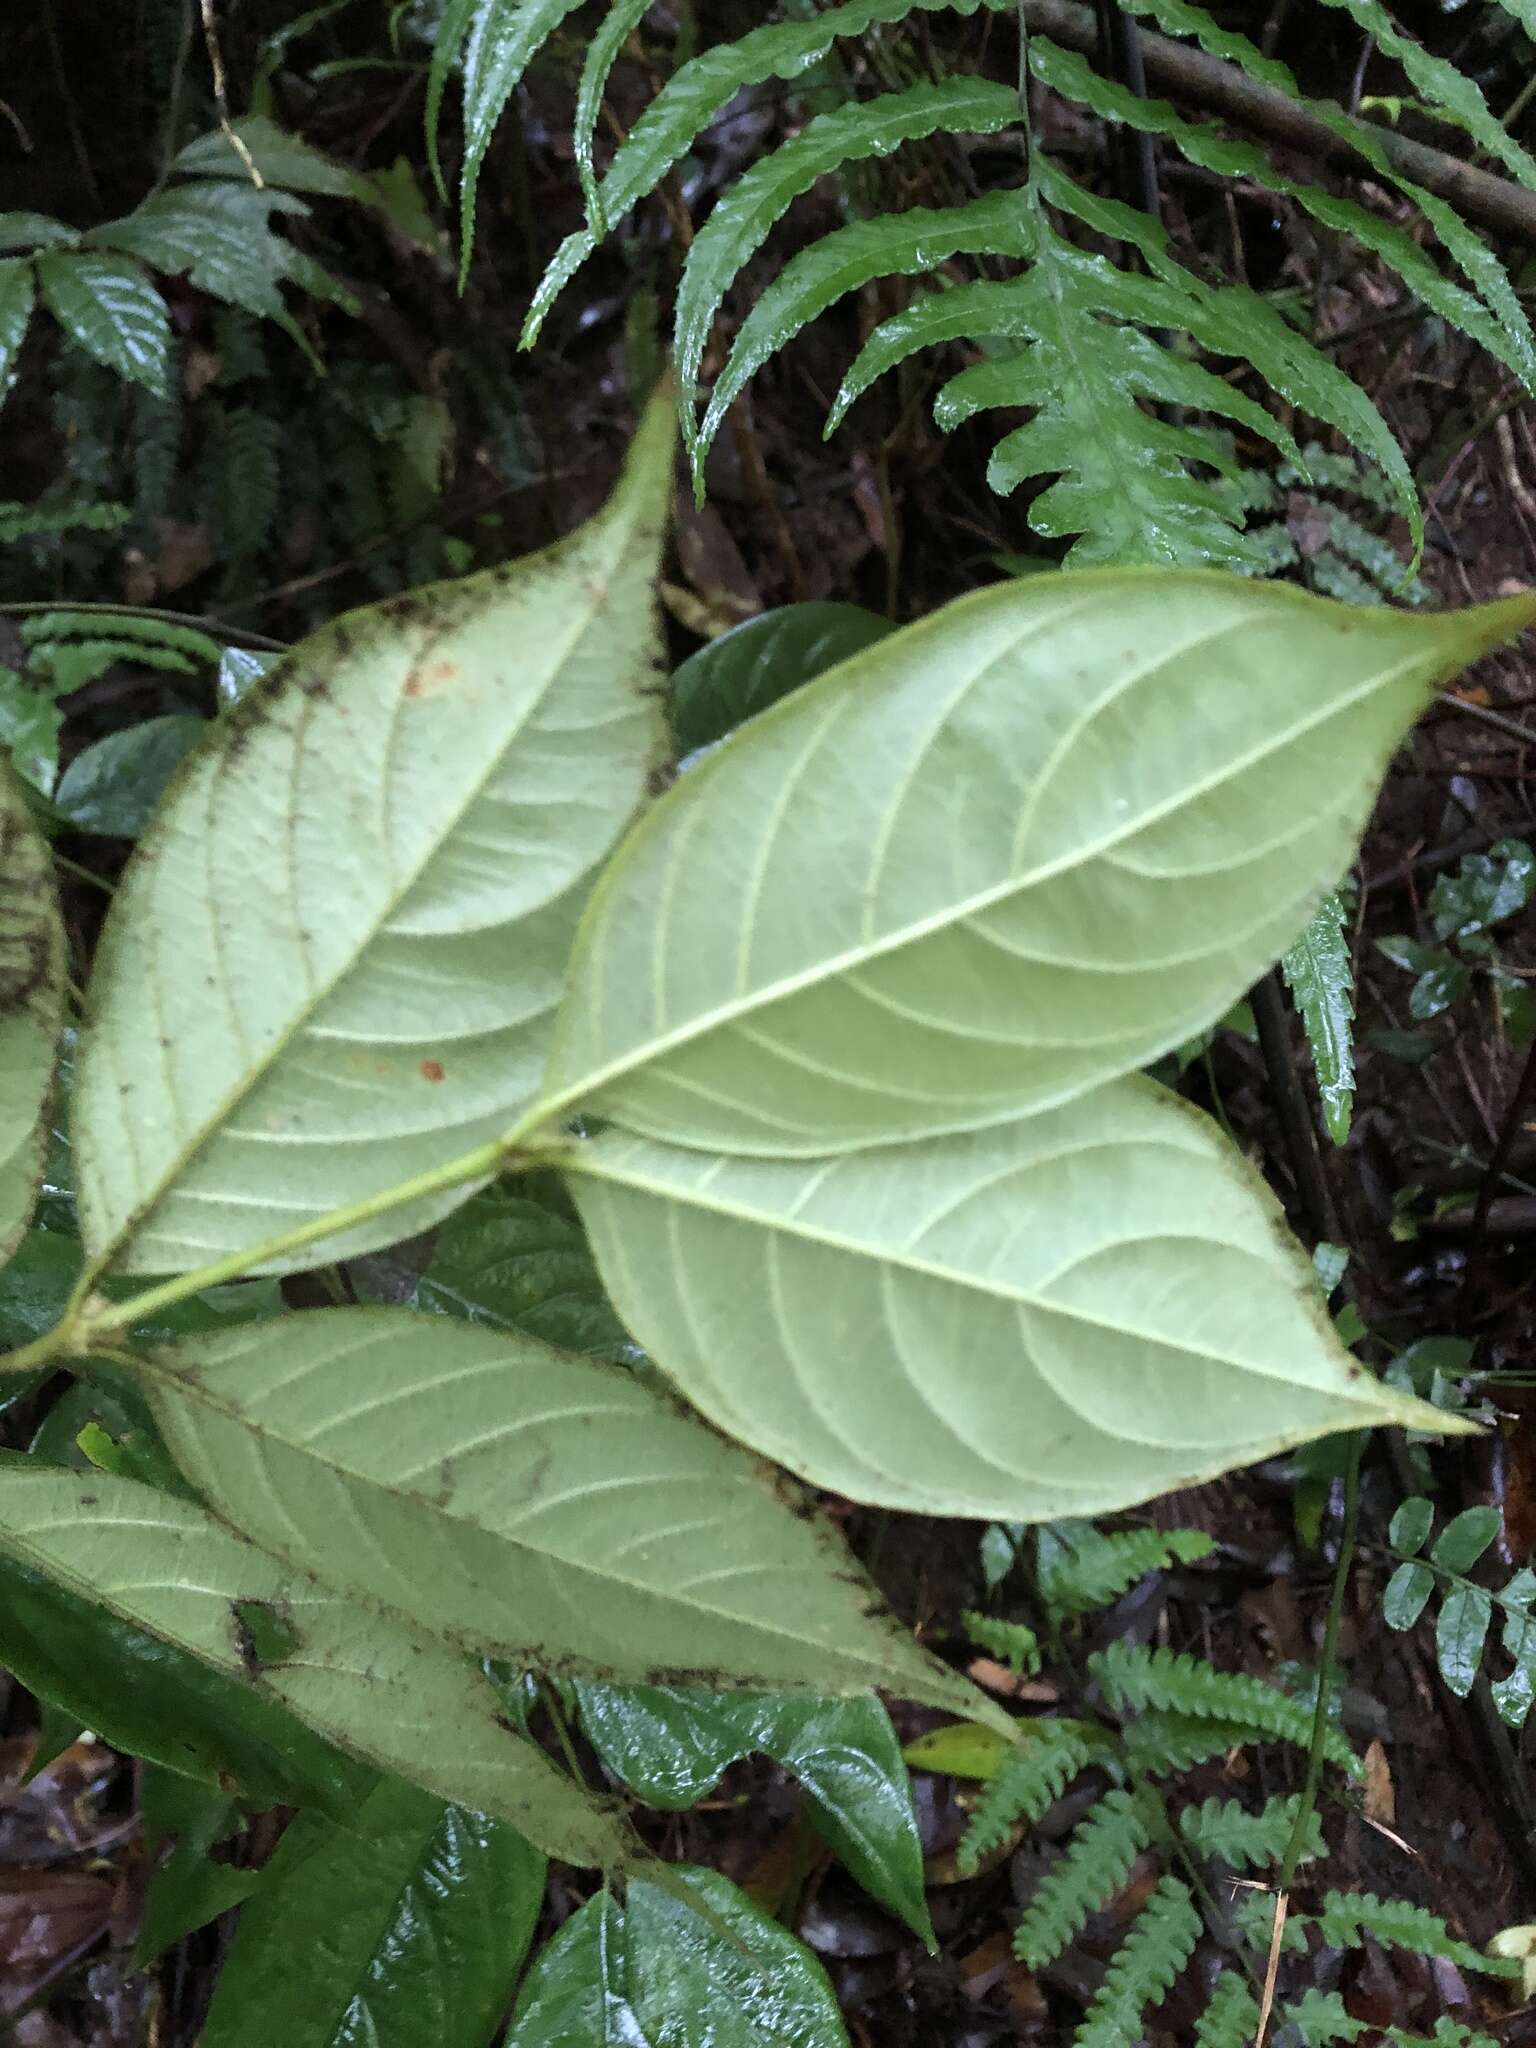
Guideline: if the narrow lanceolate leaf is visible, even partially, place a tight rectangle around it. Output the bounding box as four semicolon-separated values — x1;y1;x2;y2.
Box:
535;574;1536;1157
454;0;587;279
0;759;65;1262
35;253;171;397
201;1777;545;2048
562;1081;1469;1522
675;76;1021;466
0;259;35;405
0;1457;630;1868
1283;891;1355;1146
74;392;672;1276
137;1308;1002;1725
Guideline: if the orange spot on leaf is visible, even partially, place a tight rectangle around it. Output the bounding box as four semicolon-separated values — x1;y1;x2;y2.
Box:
420;1059;446;1083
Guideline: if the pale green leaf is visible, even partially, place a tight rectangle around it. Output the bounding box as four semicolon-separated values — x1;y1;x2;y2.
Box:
561;1080;1467;1523
137;1307;1000;1723
536;573;1535;1155
0;1456;630;1867
35;253;171;397
1283;890;1355;1146
0;259;34;405
0;758;65;1263
505;1866;849;2048
74;394;673;1276
200;1777;544;2048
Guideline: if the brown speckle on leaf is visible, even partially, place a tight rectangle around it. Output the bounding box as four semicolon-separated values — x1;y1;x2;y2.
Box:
420;1058;445;1082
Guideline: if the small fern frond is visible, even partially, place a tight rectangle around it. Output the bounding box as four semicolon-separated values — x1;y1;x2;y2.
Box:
1177;1792;1322;1870
1073;1875;1201;2048
1194;1973;1261;2048
1013;1787;1152;1969
1313;1892;1517;1976
1092;1643;1360;1772
1036;1521;1214;1621
1282;890;1355;1148
1120;1710;1259;1775
0;499;129;543
19;611;221;663
957;1724;1092;1873
1283;1988;1368;2045
202;405;282;563
574;0;653;227
964;1611;1042;1676
520;0;1013;344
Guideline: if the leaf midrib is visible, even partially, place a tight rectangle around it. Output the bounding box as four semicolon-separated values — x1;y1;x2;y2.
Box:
544;625;1427;1124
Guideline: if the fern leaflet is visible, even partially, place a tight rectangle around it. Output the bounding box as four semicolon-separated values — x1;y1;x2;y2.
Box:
1091;1642;1359;1771
1193;1973;1261;2048
957;1724;1092;1873
1315;1891;1518;1974
1012;1787;1152;1969
1037;1521;1214;1620
964;1611;1042;1675
1282;891;1356;1147
1177;1792;1321;1870
1074;1876;1201;2048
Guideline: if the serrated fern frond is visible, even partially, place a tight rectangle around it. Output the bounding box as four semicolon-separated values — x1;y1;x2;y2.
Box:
201;404;283;563
1177;1792;1321;1870
957;1724;1092;1873
1283;1988;1368;2045
1282;890;1355;1147
1314;1892;1516;1976
1013;1787;1153;1969
1120;1710;1259;1775
0;500;129;543
19;611;221;662
1074;1876;1201;2048
1194;1973;1261;2048
1091;1642;1359;1772
1037;1521;1214;1621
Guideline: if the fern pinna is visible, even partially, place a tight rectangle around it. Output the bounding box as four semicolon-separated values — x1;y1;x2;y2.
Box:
430;0;1536;567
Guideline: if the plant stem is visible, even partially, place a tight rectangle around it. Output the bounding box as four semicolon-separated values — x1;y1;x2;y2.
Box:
0;1135;562;1377
1463;1031;1536;1309
1277;1429;1363;1895
1251;966;1337;1242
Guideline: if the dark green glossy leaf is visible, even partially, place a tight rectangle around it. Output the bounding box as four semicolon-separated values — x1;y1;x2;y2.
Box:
1436;1583;1493;1697
1282;891;1355;1146
35;253;171;397
0;1542;374;1814
669;603;897;754
505;1865;849;2048
1;1229;281;1358
0;665;62;796
54;715;207;838
576;1685;933;1941
1382;1560;1434;1632
1430;838;1536;940
132;1766;258;1967
1490;1569;1536;1729
0;260;35;408
1431;1506;1501;1575
0;215;77;255
1409;959;1472;1021
373;1180;632;1362
201;1776;544;2048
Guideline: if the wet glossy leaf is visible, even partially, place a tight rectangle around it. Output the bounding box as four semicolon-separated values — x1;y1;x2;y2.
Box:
1382;1560;1434;1632
0;760;65;1263
139;1307;999;1723
576;1685;933;1941
0;665;62;796
0;216;77;254
0;1543;373;1815
35;252;171;396
74;392;672;1275
505;1865;849;2048
0;260;34;406
132;1768;257;1968
540;575;1535;1154
1409;958;1472;1021
174;117;368;199
669;602;897;754
380;1180;631;1361
902;1721;1016;1780
1430;837;1536;940
1282;890;1355;1146
0;1458;632;1867
564;1081;1465;1522
53;715;206;838
1490;1570;1536;1729
201;1777;544;2048
1431;1506;1501;1575
1436;1583;1492;1697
